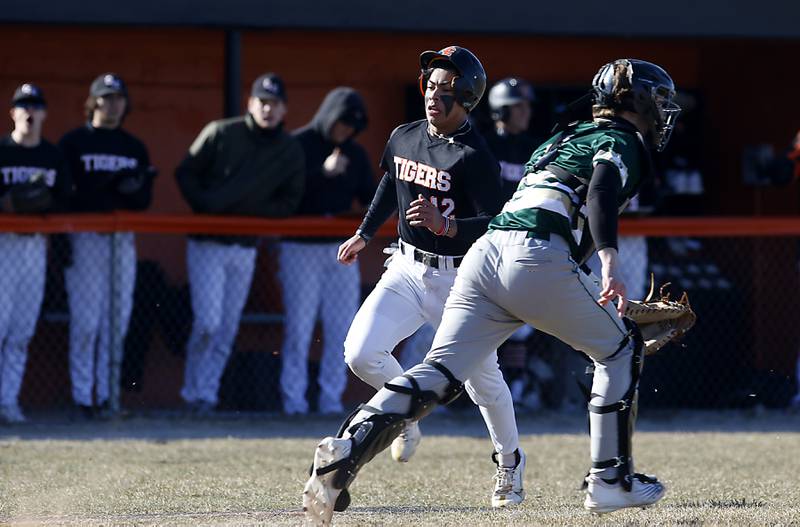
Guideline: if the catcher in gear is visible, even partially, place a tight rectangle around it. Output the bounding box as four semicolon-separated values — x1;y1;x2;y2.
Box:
303;58;690;525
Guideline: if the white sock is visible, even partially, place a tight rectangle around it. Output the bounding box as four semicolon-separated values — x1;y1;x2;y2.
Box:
590;467;617;481
500;452;517;468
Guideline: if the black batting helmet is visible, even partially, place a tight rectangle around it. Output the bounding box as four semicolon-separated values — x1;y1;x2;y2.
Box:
418;46;487;112
488;77;535;122
592;59;681;152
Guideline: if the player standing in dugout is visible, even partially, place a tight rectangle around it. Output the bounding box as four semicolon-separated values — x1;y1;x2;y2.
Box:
0;84;72;424
303;58;682;524
59;73;156;420
336;45;524;510
175;73;305;415
278;87;375;417
485;77;543;202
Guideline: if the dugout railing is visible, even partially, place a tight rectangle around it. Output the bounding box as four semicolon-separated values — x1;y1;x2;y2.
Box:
0;214;798;419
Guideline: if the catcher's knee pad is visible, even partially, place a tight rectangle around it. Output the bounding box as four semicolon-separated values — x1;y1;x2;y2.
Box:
588;320;645;491
389;360;466;418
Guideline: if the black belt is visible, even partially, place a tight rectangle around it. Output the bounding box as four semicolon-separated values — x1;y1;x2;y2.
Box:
400;242;463;269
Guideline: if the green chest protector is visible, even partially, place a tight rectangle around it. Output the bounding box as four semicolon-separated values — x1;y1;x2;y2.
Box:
529;119;653;265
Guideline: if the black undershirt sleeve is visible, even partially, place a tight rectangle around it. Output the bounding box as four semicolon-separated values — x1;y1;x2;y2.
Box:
453;148;503;242
357;171;396;240
586;162;622;252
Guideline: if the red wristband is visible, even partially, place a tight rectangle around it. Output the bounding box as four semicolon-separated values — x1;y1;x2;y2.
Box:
434;217;448;236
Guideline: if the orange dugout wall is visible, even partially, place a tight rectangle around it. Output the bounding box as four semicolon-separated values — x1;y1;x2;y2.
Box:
2;26;800;406
1;26;800;218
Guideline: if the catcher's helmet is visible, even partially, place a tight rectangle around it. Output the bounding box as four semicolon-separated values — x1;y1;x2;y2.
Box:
419;46;486;112
592;59;681;152
488;77;535;122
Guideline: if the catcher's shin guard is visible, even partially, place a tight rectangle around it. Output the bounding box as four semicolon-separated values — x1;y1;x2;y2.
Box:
588;319;645;492
314;360;465;505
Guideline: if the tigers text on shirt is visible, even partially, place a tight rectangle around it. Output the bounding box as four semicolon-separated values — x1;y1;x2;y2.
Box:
80;154;138;173
392;156;452;191
1;166;57;186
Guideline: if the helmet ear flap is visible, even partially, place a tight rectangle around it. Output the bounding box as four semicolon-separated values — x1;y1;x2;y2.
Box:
452;76;475;111
418;71;427;97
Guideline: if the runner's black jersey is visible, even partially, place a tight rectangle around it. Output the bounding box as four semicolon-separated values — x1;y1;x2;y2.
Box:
358;119;503;256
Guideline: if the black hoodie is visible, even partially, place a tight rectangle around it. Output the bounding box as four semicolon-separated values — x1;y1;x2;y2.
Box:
291;88;375;233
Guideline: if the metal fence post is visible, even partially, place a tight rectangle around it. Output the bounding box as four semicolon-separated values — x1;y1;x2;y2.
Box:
109;231;124;415
224;29;241;118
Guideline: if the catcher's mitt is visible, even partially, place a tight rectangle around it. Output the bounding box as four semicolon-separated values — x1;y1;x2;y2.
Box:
623;280;696;355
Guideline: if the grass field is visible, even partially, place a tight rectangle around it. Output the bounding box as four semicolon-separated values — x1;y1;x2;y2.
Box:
1;410;799;526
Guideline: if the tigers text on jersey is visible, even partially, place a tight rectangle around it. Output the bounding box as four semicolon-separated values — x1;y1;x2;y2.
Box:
0;135;71;212
59;124;152;212
489;119;647;260
358;119;503;257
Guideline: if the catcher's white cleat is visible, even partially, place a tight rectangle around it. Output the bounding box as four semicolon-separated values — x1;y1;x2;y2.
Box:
303;437;351;526
390;420;421;463
583;473;666;514
491;448;526;508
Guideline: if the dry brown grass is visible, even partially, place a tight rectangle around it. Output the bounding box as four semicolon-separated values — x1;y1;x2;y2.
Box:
0;411;798;526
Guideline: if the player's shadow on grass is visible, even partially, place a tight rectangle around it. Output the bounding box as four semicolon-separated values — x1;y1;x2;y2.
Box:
349;505;489;514
671;498;766;509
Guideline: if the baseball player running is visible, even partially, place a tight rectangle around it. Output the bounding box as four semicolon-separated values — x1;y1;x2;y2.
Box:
304;58;681;524
336;45;524;509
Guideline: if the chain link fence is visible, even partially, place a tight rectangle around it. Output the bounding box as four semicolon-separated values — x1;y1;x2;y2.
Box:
4;219;800;424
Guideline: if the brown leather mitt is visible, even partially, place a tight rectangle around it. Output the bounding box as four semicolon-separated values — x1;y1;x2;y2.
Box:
623;280;697;355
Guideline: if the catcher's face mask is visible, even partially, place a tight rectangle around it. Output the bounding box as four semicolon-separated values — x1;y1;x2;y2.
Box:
650;87;681;152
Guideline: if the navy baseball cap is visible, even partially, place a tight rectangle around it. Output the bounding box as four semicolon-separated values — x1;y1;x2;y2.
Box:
251;73;286;102
90;73;128;98
11;83;46;107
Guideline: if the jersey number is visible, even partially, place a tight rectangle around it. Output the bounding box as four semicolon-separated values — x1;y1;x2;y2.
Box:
429;196;455;217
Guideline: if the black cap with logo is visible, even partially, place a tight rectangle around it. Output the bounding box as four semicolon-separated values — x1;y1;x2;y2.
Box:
90;73;128;98
251;73;286;102
11;83;46;107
